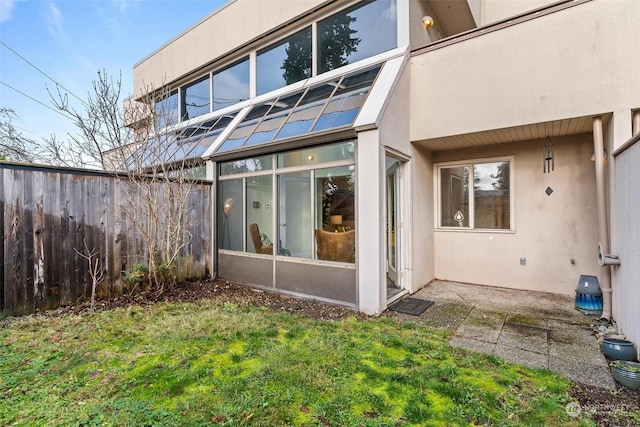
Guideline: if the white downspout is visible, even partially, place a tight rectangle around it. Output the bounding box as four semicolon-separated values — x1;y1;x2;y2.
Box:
633;110;640;135
593;116;611;321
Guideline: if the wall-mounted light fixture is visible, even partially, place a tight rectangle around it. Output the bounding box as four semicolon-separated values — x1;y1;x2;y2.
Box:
422;16;434;30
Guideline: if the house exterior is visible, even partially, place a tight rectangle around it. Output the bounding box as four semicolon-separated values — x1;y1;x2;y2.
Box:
129;0;640;352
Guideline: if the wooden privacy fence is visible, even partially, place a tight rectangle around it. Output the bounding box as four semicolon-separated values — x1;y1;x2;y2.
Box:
1;163;212;317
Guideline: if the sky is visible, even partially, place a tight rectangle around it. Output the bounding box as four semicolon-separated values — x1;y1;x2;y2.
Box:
0;0;227;144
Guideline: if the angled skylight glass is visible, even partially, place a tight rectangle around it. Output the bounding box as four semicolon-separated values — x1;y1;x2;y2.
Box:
274;80;337;140
312;66;379;132
213;64;381;155
244;91;304;146
127;113;237;168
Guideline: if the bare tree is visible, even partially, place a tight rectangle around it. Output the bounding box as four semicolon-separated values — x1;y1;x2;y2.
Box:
74;239;105;310
49;70;203;290
0;107;39;163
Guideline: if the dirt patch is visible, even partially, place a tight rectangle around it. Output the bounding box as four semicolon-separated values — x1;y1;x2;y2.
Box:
44;279;373;322
570;383;640;426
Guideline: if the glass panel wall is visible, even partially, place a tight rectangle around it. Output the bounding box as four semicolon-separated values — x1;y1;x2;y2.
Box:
278;172;311;257
219;179;244;251
315;166;355;262
220;155;273;176
246;175;274;254
317;0;397;74
149;0;397;135
154;90;179;128
278;141;354;168
257;28;312;96
218;141;355;263
213;58;250;111
181;75;211;121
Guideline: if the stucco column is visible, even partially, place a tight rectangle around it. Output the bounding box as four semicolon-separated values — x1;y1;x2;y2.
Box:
356;129;386;314
593;116;611;320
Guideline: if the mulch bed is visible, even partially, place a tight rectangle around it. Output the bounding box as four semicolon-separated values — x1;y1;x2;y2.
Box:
41;279;640;425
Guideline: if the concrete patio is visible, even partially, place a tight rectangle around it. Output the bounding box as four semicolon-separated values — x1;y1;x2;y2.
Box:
388;280;616;389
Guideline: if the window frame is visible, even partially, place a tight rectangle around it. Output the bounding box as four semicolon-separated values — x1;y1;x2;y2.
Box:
435;156;515;232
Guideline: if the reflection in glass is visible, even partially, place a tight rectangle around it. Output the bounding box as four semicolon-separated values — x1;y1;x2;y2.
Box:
175;114;235;160
440;166;469;227
474;161;510;229
317;0;396;74
312;66;379;132
244;91;304;146
213;59;250;111
217;103;272;152
219;179;244;251
213;63;380;156
277;141;355;168
246;175;274;254
181;75;210;121
275;82;336;140
154;90;179;128
220;155;274;176
257;28;312;96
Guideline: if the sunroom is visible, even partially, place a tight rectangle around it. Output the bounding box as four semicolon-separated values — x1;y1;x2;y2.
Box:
127;0;414;313
206;51;409;312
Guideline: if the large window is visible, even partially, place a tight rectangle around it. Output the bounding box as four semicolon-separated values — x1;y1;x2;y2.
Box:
257;28;312;96
438;159;512;230
317;0;397;74
218;142;356;263
181;75;210;121
213;58;250;111
154;90;179;128
150;0;397;131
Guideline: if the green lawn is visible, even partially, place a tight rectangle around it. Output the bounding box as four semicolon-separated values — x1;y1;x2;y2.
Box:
1;300;590;426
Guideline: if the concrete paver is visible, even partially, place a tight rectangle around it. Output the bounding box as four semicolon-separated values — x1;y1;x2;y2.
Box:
391;280;615;389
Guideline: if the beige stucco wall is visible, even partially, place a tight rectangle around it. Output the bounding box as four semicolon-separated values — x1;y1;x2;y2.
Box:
133;0;330;92
432;134;600;295
379;65;411;155
410;0;640;142
479;0;554;25
410;144;435;291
